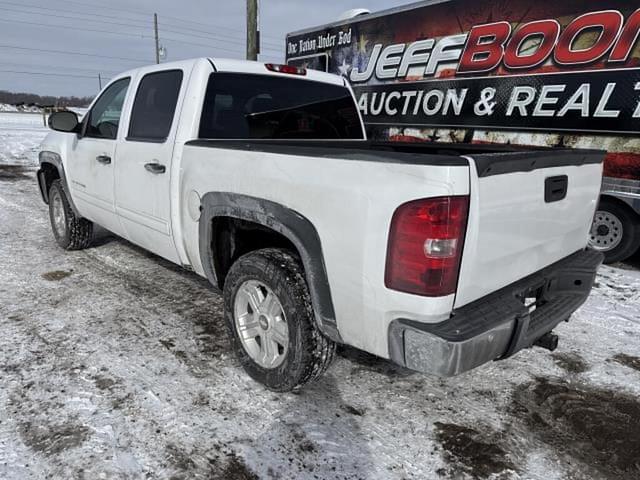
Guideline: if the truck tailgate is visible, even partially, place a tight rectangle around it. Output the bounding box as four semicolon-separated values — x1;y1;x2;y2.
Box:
454;150;605;308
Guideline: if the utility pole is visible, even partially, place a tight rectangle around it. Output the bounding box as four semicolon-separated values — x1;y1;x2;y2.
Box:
246;0;259;61
98;73;102;90
154;13;160;64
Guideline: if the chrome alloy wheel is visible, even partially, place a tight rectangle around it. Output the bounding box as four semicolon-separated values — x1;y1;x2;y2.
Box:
589;210;623;252
50;188;67;238
233;280;289;369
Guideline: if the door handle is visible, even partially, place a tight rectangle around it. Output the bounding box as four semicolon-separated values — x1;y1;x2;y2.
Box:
144;163;166;174
96;155;111;165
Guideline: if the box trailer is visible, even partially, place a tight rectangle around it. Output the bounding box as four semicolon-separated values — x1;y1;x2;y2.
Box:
286;0;640;263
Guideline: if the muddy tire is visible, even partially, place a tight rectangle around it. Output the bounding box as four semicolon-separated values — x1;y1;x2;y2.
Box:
48;179;93;250
223;248;336;392
589;197;640;264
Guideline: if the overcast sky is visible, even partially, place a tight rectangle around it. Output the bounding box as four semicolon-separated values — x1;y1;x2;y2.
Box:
0;0;411;97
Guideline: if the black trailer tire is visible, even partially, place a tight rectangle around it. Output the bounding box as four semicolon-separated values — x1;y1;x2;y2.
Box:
223;248;336;392
590;197;640;264
48;179;93;250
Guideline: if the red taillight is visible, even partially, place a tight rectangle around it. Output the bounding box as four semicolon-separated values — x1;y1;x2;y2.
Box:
385;196;469;297
265;63;307;75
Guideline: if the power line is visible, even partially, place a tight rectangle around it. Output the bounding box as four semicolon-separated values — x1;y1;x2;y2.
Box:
0;16;281;57
163;25;283;49
0;44;148;63
46;0;156;18
161;18;282;44
0;69;111;80
159;26;281;50
160;36;280;55
0;2;283;50
0;5;152;30
0;0;152;27
159;36;244;54
0;17;153;40
0;42;278;71
160;15;282;42
0;60;119;76
37;0;283;42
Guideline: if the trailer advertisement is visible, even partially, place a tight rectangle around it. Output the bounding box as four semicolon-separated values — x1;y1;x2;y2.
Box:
286;0;640;263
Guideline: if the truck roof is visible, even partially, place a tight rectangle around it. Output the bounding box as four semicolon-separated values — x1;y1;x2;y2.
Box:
113;57;347;88
209;58;347;86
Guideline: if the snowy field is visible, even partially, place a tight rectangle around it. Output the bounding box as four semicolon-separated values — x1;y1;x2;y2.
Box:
1;112;639;479
0;112;48;166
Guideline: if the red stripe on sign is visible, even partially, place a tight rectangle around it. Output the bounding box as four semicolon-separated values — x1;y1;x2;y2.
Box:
388;135;430;143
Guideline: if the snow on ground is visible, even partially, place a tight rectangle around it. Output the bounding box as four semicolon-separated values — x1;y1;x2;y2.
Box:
0;104;19;113
0;104;43;113
0;112;49;166
1;115;640;479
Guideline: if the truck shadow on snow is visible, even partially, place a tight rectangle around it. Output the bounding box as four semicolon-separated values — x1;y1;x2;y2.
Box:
249;374;375;479
86;227;231;365
80;232;379;477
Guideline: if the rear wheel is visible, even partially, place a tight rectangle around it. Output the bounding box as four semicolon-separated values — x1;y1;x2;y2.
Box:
48;179;93;250
589;198;640;264
223;248;336;392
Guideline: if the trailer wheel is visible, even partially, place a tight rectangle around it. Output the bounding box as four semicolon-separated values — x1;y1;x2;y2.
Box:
223;248;336;392
589;198;640;264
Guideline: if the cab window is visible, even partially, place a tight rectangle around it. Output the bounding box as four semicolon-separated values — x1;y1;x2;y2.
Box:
199;73;363;140
85;78;130;140
128;70;184;142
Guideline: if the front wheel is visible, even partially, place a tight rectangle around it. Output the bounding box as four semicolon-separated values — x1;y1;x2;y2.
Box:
589;198;640;264
223;248;336;392
48;179;93;250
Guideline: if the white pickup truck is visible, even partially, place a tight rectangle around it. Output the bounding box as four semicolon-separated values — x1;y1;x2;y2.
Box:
38;58;604;392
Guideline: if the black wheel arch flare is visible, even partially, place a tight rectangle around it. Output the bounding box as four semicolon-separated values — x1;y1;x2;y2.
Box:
198;192;342;343
37;151;81;216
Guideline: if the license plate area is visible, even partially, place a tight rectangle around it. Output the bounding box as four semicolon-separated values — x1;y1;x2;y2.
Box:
517;281;549;314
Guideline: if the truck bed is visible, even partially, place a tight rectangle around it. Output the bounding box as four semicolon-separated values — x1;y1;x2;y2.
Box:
185;139;603;173
182;136;604;357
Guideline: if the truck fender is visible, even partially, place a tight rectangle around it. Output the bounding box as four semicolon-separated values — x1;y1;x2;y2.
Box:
37;151;81;216
199;192;342;343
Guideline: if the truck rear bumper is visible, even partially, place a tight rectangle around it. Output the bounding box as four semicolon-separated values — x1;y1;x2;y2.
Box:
388;249;603;377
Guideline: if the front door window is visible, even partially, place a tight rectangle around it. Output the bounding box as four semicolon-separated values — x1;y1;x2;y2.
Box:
85;78;130;140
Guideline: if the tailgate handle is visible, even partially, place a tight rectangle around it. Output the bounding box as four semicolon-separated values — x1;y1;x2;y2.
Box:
545;175;568;203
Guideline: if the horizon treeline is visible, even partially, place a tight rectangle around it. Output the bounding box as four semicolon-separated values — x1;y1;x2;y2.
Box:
0;90;93;107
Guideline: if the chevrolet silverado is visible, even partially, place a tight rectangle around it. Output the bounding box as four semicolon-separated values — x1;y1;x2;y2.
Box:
38;58;604;391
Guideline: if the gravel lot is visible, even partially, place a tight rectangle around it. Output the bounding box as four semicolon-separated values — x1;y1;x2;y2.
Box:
1;113;640;479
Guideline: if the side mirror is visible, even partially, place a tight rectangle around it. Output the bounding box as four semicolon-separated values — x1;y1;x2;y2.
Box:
48;111;80;133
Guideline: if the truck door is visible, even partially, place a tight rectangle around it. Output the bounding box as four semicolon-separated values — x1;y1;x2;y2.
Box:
66;77;130;235
114;69;185;263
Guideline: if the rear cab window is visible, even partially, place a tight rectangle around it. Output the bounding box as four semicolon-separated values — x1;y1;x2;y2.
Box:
198;73;363;140
128;70;184;142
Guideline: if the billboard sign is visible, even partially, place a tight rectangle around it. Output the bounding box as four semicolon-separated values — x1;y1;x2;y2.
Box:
286;0;640;179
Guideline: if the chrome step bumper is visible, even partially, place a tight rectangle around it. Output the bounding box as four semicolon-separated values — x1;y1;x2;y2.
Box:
388;249;604;377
